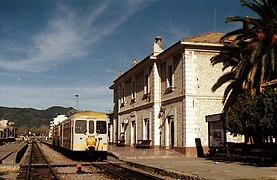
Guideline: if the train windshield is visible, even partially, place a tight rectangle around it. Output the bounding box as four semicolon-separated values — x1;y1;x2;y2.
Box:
89;121;94;134
96;121;107;134
75;120;87;134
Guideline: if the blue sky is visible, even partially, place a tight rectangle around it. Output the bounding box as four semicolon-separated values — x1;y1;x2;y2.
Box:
0;0;254;112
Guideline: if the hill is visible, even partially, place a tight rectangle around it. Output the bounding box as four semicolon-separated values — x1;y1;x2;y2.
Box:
0;106;74;128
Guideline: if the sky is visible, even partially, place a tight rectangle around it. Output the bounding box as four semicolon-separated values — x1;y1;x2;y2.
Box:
0;0;255;112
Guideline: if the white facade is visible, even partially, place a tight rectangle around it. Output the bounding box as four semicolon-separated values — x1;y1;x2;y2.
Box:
49;114;67;139
110;32;238;156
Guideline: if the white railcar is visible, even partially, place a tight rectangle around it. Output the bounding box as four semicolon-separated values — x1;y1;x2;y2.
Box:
53;111;108;160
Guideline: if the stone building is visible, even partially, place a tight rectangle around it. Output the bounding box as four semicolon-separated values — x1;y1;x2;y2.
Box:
110;32;229;156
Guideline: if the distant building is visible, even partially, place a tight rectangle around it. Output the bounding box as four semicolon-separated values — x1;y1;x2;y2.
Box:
49;115;67;139
110;32;234;157
0;119;15;139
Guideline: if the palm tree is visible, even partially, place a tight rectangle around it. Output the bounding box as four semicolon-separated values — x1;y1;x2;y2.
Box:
211;0;277;110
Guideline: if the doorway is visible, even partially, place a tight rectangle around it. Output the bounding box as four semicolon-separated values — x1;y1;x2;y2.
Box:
131;121;136;145
170;120;174;149
165;116;174;149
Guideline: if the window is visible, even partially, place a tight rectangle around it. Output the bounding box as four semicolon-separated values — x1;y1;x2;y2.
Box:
144;73;149;94
89;121;94;134
96;121;107;134
75;120;87;134
167;65;173;87
119;85;125;105
143;119;150;140
131;81;136;101
166;61;174;92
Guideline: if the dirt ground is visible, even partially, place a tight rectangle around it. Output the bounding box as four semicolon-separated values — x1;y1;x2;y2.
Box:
0;165;20;179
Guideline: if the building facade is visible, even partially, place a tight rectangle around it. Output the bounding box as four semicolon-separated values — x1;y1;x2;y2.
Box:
110;32;228;156
49;114;67;139
0;119;15;139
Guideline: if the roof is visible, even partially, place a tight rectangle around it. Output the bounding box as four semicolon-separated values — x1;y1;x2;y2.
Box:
182;32;224;44
110;55;153;89
71;111;108;119
110;32;225;88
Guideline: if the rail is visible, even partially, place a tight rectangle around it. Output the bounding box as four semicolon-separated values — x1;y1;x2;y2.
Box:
92;161;164;180
24;141;59;180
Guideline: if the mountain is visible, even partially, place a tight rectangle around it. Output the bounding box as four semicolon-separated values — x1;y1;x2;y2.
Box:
0;106;74;128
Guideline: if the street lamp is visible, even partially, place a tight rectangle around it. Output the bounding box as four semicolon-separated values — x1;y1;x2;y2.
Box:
75;94;79;110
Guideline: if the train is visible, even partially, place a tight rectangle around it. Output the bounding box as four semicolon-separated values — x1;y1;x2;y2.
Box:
52;111;108;161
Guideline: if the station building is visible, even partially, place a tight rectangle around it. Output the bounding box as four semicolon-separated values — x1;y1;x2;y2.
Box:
109;32;230;157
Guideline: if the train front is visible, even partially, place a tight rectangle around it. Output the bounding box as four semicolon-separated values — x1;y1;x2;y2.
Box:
72;112;108;161
85;120;108;160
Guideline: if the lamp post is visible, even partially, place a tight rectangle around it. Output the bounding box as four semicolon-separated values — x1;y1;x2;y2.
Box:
75;94;79;110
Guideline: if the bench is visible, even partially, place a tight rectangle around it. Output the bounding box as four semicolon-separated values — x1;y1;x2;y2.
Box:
135;140;151;149
241;148;274;166
211;147;243;162
117;140;125;147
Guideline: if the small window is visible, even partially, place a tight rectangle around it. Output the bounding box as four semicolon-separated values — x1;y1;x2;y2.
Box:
89;121;94;134
131;81;136;100
75;120;87;134
96;121;107;134
167;65;173;87
120;85;125;104
144;73;149;94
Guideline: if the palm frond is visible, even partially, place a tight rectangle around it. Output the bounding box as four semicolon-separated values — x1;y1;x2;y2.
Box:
220;29;243;42
240;0;266;20
211;72;235;92
210;0;277;110
270;47;275;72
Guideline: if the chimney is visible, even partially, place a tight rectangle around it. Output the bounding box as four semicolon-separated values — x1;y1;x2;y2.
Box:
155;36;162;48
151;36;163;56
118;70;123;77
131;59;137;67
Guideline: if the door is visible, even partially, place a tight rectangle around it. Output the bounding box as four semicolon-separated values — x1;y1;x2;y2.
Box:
131;121;136;145
170;120;174;149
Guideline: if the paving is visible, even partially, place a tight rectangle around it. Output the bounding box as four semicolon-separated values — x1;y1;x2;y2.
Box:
108;146;277;180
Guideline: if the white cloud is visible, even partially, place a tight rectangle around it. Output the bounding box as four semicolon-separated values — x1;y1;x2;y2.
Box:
0;1;150;72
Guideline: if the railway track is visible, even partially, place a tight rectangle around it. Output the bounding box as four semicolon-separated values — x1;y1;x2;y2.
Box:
15;139;171;179
92;161;166;180
17;140;59;180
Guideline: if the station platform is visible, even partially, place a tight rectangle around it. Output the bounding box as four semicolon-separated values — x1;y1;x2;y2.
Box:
0;142;27;164
108;146;277;180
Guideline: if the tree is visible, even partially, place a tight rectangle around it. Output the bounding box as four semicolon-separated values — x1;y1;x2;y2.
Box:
226;88;277;144
211;0;277;110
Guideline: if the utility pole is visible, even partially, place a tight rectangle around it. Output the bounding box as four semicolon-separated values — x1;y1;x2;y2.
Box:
75;94;79;110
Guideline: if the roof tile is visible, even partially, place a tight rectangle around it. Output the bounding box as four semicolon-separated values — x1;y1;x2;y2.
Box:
182;32;225;44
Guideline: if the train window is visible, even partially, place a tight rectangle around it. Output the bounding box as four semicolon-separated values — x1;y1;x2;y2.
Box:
96;121;107;134
89;121;94;134
75;120;87;134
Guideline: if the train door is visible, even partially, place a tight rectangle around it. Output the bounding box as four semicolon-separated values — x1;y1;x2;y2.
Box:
96;120;108;151
73;119;87;151
63;122;71;149
60;124;63;147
